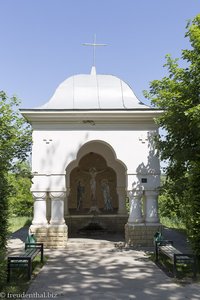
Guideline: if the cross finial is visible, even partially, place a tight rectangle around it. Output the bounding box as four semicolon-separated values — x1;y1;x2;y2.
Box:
83;34;107;68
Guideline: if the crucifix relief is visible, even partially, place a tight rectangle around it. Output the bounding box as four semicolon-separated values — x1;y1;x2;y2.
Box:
83;34;107;67
68;152;118;214
87;167;106;213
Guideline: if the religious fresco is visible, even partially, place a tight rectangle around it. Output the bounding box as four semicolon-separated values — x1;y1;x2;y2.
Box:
68;152;118;214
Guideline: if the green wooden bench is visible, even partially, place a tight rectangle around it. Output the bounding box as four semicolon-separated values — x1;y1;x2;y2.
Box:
155;240;197;278
7;243;44;282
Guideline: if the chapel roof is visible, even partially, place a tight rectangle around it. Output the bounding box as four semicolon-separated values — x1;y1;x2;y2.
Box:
38;67;149;110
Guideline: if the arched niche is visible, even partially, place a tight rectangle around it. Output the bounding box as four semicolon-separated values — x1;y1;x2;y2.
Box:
65;140;127;215
68;152;118;214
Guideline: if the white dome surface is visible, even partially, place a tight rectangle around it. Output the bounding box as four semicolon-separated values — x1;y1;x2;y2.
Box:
39;67;149;109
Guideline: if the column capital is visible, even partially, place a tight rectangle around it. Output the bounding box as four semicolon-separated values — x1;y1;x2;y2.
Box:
49;192;66;199
129;189;143;199
32;192;46;200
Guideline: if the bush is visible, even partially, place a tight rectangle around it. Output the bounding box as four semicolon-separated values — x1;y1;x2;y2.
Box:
8;174;33;217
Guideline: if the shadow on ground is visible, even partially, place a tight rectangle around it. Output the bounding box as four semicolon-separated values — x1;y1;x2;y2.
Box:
24;246;200;300
7;226;200;300
9;226;29;242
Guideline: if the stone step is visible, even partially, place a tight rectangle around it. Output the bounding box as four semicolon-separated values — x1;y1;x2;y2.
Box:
66;238;124;250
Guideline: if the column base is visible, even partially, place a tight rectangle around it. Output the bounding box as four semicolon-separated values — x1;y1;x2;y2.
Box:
50;219;66;225
30;224;68;249
125;223;162;247
32;220;48;226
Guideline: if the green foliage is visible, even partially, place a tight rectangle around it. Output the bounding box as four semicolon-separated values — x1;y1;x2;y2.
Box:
0;253;47;296
0;92;32;171
145;14;200;255
8;161;33;217
183;162;200;254
159;216;185;231
0;171;9;286
0;91;32;284
158;178;187;220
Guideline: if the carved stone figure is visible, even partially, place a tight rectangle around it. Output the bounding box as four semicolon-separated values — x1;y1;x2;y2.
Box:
77;180;85;211
101;179;113;211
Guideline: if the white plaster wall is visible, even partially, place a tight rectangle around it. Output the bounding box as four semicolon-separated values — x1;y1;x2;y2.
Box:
31;128;160;192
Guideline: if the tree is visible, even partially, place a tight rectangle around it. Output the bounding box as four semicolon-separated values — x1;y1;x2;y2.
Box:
144;14;200;255
0;91;31;284
8;161;33;217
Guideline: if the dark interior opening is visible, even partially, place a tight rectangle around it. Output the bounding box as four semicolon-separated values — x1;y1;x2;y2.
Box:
78;221;107;236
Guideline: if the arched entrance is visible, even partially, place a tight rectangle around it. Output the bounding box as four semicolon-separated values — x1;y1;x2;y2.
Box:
65;140;128;234
68;152;118;214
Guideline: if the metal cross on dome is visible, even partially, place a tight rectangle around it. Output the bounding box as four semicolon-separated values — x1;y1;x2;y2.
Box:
83;34;107;67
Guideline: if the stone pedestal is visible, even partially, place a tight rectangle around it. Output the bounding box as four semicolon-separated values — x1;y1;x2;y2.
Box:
30;191;68;248
125;223;162;247
30;224;68;249
125;188;161;247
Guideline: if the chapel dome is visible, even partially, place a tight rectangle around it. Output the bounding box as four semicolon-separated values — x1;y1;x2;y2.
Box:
39;67;149;109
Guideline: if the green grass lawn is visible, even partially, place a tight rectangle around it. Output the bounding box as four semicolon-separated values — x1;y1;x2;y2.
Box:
155;217;200;281
8;216;32;234
1;255;47;298
160;216;186;231
0;216;46;298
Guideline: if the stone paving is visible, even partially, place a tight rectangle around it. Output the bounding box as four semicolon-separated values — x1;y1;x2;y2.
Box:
7;227;200;300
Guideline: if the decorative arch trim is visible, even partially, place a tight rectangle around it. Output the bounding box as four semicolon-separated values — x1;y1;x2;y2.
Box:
65;140;127;188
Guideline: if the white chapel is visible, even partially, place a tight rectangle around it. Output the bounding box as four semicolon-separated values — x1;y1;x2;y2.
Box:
21;65;162;248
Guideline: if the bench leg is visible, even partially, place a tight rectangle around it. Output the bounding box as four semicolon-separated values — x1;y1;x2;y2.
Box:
7;260;11;282
28;258;32;280
41;244;44;263
173;255;177;278
192;256;197;279
155;243;158;262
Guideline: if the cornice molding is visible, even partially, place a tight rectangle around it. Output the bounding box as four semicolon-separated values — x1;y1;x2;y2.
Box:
20;109;163;125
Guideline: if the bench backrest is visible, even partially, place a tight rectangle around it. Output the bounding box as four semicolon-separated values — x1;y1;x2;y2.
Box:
154;231;163;245
26;234;37;247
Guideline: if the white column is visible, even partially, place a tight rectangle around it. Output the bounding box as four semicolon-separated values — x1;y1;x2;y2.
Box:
32;192;48;225
128;189;144;224
145;190;159;223
64;188;70;216
117;186;127;214
50;192;66;225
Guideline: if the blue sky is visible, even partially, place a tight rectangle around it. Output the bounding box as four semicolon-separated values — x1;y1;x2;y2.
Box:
0;0;199;108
